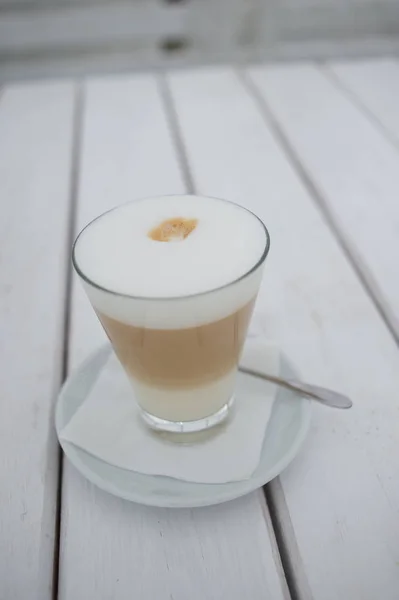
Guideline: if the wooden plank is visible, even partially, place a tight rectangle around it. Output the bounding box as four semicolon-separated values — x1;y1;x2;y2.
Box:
2;0;399;54
0;1;186;52
272;1;399;49
329;58;399;144
168;66;399;600
3;38;399;89
59;73;288;600
249;62;399;340
3;1;399;85
0;81;75;599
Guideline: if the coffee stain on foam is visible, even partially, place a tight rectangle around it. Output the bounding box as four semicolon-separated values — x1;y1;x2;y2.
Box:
148;217;198;242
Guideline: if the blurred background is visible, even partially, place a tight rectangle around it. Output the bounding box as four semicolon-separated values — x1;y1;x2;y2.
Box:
1;0;399;82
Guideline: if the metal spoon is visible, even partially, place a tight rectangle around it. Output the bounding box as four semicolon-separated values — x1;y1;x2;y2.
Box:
238;366;353;409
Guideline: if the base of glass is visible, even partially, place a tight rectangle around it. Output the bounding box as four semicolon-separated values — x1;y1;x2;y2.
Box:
139;397;234;433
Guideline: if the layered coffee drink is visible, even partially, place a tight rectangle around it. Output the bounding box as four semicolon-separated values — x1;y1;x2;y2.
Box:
73;195;269;432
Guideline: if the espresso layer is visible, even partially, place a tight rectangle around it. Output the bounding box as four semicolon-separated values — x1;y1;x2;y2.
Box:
97;298;255;390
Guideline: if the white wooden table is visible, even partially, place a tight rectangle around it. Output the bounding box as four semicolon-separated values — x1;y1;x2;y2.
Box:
2;58;399;600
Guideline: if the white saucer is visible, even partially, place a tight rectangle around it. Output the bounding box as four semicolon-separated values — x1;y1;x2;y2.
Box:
55;345;311;508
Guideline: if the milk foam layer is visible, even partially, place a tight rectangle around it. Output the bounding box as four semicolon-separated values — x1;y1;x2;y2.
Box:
74;195;268;329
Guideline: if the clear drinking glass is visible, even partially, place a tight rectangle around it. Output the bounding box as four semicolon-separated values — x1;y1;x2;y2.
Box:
72;195;270;433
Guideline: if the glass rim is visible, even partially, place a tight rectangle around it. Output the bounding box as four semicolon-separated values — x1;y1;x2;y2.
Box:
72;194;271;302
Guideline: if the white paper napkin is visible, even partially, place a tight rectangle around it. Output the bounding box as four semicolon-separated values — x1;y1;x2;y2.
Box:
60;339;279;483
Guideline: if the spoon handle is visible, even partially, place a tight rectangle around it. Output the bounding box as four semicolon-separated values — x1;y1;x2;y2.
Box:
238;366;353;409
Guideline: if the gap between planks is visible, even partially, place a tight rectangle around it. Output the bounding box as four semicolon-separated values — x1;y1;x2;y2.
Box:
162;71;291;598
322;62;399;157
52;81;85;600
264;482;314;600
158;74;195;195
228;69;314;599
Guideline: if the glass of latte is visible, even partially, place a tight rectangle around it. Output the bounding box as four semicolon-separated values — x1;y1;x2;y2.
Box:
73;195;270;433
